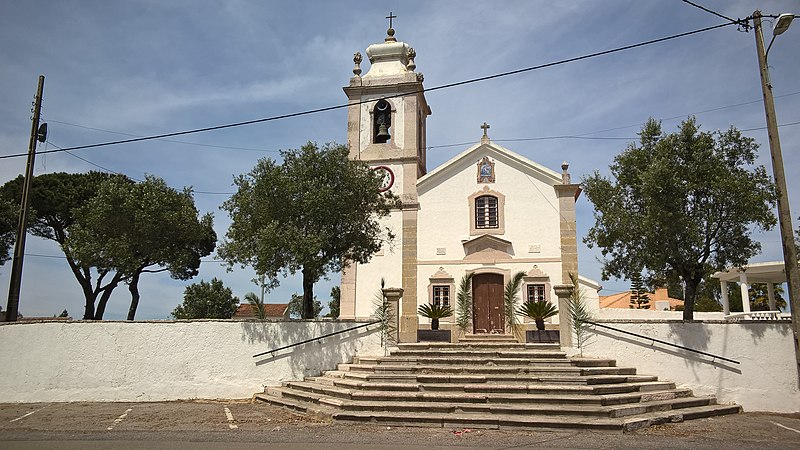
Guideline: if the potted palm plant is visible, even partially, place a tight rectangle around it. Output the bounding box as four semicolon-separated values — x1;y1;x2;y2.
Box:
417;303;453;342
517;301;560;343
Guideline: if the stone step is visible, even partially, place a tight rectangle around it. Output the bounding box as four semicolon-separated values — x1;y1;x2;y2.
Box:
390;348;564;357
316;374;659;392
341;362;595;375
458;334;519;342
312;394;717;418
285;379;676;401
326;369;641;384
329;403;742;432
268;383;695;408
398;343;529;350
356;354;569;366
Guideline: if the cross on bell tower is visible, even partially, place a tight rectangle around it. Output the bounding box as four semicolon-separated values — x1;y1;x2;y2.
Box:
385;12;397;42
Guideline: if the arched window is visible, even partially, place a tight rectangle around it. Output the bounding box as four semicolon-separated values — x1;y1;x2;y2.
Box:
475;195;499;229
373;99;392;143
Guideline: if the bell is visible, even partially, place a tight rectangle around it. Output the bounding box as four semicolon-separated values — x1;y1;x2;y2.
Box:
376;123;390;142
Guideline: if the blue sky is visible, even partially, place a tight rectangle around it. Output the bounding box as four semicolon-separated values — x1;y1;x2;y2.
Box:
1;1;798;320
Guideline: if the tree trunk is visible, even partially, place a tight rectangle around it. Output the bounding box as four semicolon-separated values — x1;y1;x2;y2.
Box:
126;270;142;321
535;318;545;331
431;318;439;330
301;267;315;319
682;274;702;321
64;258;97;320
94;272;124;320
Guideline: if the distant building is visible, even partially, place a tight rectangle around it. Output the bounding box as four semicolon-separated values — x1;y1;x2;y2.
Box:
233;303;289;320
599;288;683;311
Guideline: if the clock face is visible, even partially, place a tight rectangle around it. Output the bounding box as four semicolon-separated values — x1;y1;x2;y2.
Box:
374;166;395;192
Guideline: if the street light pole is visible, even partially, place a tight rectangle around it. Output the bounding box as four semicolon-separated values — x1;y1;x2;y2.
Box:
753;10;800;379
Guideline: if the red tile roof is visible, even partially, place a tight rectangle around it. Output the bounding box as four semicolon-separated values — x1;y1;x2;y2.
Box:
233;303;288;318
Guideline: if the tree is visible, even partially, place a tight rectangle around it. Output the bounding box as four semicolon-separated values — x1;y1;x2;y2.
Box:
58;309;69;318
629;273;650;309
219;142;399;319
583;118;777;319
0;198;16;266
287;293;321;319
68;175;216;320
327;286;340;319
0;172;131;319
172;278;238;319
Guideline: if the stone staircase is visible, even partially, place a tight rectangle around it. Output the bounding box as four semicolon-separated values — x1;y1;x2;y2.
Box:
256;335;740;432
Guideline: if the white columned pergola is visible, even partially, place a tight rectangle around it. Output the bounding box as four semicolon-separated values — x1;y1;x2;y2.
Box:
712;261;788;316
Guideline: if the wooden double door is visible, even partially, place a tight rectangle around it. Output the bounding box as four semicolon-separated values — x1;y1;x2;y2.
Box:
472;273;504;334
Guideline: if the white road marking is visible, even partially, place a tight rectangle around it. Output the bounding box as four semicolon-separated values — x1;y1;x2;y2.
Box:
224;406;238;429
772;421;800;434
107;408;132;431
10;408;42;422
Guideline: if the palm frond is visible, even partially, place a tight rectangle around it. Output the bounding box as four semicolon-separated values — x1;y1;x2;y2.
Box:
567;272;594;355
245;292;266;321
455;273;474;332
503;271;526;337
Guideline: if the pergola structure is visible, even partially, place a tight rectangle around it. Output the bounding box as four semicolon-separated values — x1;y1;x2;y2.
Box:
712;261;787;315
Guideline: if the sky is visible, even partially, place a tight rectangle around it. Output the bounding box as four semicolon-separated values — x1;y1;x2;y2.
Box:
1;1;798;320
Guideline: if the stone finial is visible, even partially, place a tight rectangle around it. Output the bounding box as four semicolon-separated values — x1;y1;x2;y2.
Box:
353;52;363;76
561;161;571;184
481;122;491;143
416;72;424;82
407;47;416;71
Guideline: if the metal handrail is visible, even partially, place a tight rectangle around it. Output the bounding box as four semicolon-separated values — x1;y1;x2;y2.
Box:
252;320;381;358
585;319;740;365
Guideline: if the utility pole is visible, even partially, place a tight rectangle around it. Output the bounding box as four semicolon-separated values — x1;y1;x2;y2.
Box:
5;75;45;322
753;11;800;378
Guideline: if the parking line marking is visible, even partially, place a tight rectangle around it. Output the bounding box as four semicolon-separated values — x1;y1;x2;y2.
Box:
224;406;238;429
10;409;40;422
772;421;800;434
107;408;132;431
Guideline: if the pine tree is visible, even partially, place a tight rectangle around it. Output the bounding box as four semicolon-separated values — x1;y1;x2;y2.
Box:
630;273;650;309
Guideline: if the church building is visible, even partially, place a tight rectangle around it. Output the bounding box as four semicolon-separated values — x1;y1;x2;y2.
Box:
339;24;600;341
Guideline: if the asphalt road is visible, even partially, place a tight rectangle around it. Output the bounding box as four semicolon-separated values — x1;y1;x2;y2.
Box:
1;400;799;449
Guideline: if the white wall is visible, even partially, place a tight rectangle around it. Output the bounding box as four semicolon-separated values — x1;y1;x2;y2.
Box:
0;320;383;403
577;320;799;413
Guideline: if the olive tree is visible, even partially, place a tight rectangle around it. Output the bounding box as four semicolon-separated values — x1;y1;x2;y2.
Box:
583;118;776;319
219;142;398;319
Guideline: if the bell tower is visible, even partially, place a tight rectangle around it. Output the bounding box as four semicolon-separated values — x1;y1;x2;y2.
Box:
339;17;431;343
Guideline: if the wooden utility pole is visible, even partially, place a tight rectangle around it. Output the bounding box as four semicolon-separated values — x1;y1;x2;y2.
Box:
5;75;45;322
753;11;800;378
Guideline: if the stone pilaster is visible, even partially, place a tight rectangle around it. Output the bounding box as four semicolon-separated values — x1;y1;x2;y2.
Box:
554;284;574;348
554;183;581;284
399;206;419;343
339;263;357;319
382;287;403;347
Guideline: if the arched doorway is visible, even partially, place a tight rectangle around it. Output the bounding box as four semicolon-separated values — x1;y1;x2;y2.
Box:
472;273;504;333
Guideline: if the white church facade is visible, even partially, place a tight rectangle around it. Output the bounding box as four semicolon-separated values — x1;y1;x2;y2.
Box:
339;26;600;341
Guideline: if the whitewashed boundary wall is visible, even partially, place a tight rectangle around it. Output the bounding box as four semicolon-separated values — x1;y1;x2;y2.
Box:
0;320;383;403
579;320;799;412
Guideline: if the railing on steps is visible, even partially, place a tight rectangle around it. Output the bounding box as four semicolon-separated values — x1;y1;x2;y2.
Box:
585;320;740;365
252;320;381;358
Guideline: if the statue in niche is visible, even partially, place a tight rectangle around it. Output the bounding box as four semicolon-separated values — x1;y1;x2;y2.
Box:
476;156;495;183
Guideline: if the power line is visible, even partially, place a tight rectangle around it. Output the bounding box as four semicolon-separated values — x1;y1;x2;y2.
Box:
679;0;749;30
47;119;281;153
0;20;738;161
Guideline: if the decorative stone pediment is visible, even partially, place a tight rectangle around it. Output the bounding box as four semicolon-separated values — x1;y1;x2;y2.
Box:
462;235;513;263
430;267;454;282
525;265;550;282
